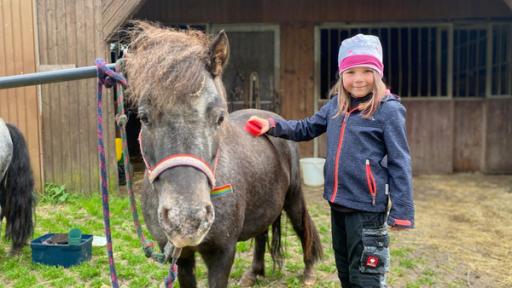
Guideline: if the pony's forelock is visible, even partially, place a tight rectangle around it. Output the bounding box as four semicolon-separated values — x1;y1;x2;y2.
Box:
124;21;211;112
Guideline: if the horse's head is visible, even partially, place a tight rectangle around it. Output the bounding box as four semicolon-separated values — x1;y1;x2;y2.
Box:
125;22;230;247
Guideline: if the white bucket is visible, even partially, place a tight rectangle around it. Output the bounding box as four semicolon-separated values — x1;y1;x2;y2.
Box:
300;157;326;186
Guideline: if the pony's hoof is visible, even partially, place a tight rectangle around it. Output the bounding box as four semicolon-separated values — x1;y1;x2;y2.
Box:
239;271;257;287
303;270;316;286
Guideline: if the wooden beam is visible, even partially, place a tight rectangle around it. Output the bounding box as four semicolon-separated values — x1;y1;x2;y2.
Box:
504;0;512;10
102;0;146;42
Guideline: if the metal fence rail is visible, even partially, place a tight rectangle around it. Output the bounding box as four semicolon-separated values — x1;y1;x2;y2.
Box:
0;63;116;89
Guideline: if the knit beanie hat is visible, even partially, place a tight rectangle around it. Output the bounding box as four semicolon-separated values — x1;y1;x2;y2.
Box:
338;34;384;77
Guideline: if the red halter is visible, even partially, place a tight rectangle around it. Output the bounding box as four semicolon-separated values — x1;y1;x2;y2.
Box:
138;132;217;187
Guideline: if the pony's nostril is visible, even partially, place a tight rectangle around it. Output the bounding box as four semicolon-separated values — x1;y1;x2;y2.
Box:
205;204;214;223
161;208;172;229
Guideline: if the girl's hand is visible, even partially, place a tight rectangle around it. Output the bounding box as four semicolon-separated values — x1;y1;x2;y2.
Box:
245;116;270;136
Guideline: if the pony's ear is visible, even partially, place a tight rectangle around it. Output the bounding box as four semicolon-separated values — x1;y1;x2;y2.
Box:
208;30;230;76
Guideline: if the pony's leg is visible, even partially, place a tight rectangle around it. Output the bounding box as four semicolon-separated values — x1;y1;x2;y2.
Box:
201;244;236;288
284;189;323;286
239;232;267;287
177;249;197;288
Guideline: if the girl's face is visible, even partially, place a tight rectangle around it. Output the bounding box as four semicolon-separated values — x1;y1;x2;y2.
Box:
341;67;375;98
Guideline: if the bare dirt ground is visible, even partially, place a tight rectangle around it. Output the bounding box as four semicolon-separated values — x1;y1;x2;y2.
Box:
401;174;512;288
303;173;512;288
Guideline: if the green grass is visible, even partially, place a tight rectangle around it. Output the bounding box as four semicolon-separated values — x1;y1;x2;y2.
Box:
40;184;74;204
0;192;170;287
0;189;437;287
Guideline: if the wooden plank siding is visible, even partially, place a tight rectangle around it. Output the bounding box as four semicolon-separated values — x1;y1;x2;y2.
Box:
280;24;315;157
453;100;484;172
107;0;511;174
403;100;455;174
1;0;506;198
134;0;511;23
484;98;512;173
36;0;117;194
0;0;43;191
54;0;509;175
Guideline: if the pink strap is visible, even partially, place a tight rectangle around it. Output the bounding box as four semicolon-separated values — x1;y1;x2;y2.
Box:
139;132;216;186
147;154;216;185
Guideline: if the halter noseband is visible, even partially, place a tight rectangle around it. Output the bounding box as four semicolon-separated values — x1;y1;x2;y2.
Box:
138;133;217;187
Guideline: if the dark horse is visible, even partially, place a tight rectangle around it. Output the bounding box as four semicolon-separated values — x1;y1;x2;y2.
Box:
124;22;322;287
0;119;34;254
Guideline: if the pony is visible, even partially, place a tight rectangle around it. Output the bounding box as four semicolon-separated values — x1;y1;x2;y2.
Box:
0;119;35;254
124;22;322;287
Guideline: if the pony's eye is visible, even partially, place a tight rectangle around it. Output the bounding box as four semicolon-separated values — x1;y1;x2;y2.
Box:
217;114;225;126
138;112;150;125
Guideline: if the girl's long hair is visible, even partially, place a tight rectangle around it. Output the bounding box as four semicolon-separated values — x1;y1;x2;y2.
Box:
329;70;386;119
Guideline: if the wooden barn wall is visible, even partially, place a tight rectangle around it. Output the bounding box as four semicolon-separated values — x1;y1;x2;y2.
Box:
114;0;512;174
484;98;512;173
393;100;454;175
280;24;315;156
0;0;43;191
453;100;484;172
36;0;117;194
405;99;512;175
452;98;512;174
134;0;510;23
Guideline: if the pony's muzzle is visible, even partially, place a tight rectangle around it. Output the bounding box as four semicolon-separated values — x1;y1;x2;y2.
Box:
159;203;215;247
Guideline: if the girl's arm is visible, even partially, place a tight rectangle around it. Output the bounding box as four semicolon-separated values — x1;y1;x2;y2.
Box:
383;104;415;228
265;97;336;141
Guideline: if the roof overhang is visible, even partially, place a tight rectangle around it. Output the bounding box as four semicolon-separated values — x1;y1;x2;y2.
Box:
103;0;146;42
503;0;512;10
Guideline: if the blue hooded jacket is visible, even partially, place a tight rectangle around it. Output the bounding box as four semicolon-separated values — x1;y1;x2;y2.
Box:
268;94;415;228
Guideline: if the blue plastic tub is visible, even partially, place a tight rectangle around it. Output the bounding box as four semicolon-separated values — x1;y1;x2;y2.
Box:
31;233;93;268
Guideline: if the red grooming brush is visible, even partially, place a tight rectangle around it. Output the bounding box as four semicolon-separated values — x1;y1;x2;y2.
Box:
244;118;264;136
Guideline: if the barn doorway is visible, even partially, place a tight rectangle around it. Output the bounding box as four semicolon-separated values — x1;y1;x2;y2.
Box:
211;25;281;113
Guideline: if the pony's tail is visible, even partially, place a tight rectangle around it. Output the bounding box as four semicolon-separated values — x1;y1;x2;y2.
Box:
269;214;284;271
0;124;34;252
284;141;323;266
289;143;323;265
302;206;323;264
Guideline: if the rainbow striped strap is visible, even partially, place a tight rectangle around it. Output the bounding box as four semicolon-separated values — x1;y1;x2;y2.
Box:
211;184;234;198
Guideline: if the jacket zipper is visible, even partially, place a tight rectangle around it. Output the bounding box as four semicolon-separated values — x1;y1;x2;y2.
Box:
330;108;357;203
365;159;377;205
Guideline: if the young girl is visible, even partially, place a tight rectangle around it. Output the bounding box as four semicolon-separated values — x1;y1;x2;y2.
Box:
246;34;414;287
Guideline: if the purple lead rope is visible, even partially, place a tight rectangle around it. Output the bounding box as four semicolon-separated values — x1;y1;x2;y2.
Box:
96;58;178;287
96;59;120;288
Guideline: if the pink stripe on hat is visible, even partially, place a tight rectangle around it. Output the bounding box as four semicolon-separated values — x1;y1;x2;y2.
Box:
339;54;384;76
